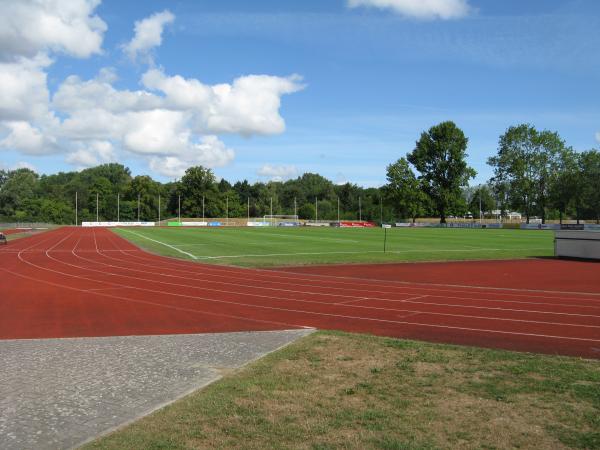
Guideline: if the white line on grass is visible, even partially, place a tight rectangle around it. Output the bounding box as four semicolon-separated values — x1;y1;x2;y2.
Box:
119;229;197;260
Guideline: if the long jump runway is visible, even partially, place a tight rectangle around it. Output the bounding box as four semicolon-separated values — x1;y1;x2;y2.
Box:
1;226;599;359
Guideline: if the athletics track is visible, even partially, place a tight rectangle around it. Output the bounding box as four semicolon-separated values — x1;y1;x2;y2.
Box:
0;227;599;359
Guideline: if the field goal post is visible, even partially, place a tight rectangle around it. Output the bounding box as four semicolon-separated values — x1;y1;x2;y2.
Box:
263;214;299;226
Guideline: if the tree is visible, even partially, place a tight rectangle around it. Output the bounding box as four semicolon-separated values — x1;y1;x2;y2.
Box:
384;157;426;222
407;121;476;223
549;149;580;224
488;124;565;223
580;150;600;223
0;168;39;218
467;185;496;219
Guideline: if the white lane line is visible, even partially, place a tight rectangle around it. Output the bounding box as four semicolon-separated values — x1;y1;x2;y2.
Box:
12;229;600;345
119;229;197;260
8;254;600;345
57;241;600;330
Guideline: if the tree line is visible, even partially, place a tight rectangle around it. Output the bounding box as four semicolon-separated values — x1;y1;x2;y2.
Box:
1;121;598;224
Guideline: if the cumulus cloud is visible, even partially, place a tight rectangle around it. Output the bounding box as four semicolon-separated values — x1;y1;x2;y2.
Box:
142;69;304;135
0;121;57;155
347;0;471;20
0;0;106;61
65;140;116;168
0;5;303;178
257;164;298;182
148;136;234;178
123;10;174;62
0;55;52;121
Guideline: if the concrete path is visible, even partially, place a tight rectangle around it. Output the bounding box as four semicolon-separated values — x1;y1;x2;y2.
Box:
0;329;313;450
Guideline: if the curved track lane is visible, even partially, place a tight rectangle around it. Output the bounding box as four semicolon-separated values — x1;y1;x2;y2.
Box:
1;227;599;358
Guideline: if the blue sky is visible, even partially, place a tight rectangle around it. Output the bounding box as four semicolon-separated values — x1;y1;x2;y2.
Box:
1;0;599;187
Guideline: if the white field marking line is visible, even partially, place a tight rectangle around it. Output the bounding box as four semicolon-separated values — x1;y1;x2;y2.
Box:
232;229;361;243
119;228;197;260
8;251;600;346
104;231;600;308
92;238;600;318
63;242;600;330
171;243;208;247
193;247;551;260
99;236;600;308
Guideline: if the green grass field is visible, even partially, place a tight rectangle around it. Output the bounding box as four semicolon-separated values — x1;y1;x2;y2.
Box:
114;226;554;267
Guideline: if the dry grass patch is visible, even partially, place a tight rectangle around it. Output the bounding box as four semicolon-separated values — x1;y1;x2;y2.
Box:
83;331;600;450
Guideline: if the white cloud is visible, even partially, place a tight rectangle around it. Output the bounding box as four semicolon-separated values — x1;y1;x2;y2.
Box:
122;109;190;155
0;0;106;60
142;69;304;135
0;55;51;121
0;121;57;155
65;140;115;168
347;0;471;20
123;10;174;62
596;132;600;144
257;164;298;182
149;136;234;178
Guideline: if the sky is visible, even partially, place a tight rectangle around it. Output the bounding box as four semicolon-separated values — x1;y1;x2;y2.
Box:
1;0;599;187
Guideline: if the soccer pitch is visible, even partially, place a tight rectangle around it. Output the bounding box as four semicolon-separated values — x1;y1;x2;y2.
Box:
113;226;554;267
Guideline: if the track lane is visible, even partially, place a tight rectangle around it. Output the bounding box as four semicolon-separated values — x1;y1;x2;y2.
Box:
1;227;599;358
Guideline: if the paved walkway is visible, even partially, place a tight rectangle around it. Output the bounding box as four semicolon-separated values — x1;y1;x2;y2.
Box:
0;329;313;450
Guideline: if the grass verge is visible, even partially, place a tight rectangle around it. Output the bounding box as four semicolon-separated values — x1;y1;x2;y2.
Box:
83;331;600;449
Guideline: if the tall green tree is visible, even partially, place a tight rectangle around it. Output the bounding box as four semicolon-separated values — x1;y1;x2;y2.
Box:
384;157;426;222
580;150;600;223
488;124;565;223
549;149;580;224
407;121;476;223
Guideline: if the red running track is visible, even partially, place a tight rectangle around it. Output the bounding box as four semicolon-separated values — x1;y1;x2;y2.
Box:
1;227;599;359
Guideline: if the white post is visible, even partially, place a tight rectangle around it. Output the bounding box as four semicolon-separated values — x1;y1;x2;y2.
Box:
96;192;99;222
247;197;250;221
158;194;161;224
315;197;318;222
479;191;483;224
294;196;297;219
270;197;273;226
137;193;140;221
359;196;362;221
178;195;181;223
337;196;340;223
380;195;383;224
202;196;205;220
117;193;120;223
75;191;78;226
226;196;229;226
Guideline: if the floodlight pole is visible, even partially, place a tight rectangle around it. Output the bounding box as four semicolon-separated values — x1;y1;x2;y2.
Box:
96;192;99;222
117;193;120;223
226;196;229;226
270;197;273;226
247;197;250;221
359;196;362;221
202;196;205;220
294;197;297;219
479;191;482;224
158;194;161;224
337;196;340;223
315;197;318;222
137;193;140;221
380;195;383;224
178;195;181;223
75;191;78;226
